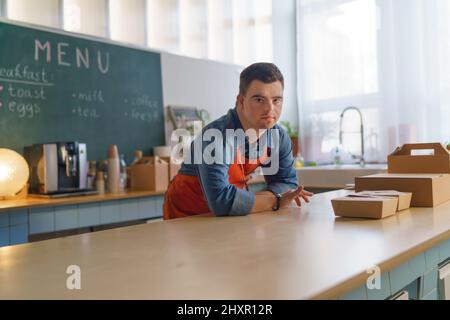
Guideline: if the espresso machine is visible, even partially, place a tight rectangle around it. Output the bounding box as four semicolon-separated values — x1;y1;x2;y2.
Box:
24;142;94;197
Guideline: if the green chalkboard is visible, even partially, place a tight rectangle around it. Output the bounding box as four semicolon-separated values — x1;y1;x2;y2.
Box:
0;20;165;164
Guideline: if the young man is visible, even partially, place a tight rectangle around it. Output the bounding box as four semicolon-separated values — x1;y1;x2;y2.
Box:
163;63;313;219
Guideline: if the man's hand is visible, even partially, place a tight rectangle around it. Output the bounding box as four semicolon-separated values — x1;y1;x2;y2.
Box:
280;185;314;208
252;185;313;213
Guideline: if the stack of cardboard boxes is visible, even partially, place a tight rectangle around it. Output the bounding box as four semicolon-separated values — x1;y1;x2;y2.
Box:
332;143;450;219
332;191;412;219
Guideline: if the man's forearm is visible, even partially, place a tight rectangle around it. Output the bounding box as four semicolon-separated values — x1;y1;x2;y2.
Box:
251;191;277;213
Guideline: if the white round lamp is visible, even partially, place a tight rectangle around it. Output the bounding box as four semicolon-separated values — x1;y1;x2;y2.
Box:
0;148;29;197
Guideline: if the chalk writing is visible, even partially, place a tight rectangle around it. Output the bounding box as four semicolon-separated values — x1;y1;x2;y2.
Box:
125;94;159;109
0;64;51;84
72;90;105;103
8;100;41;119
72;106;100;119
7;84;46;100
126;109;158;122
35;39;110;74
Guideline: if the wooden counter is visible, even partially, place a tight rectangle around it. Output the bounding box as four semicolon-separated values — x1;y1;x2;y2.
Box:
0;175;266;213
0;190;166;213
1;190;449;299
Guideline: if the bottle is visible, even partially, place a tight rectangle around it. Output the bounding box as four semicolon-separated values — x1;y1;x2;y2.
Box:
107;145;121;194
333;146;342;165
119;154;127;192
95;171;105;195
99;160;108;182
87;160;97;189
294;153;305;169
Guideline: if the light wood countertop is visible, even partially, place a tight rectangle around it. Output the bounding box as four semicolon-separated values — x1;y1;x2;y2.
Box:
0;176;266;212
0;190;166;212
1;190;449;300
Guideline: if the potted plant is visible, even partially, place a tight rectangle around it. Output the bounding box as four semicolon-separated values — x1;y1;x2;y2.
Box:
280;120;300;157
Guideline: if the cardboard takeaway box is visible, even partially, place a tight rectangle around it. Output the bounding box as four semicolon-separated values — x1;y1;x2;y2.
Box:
353;190;412;211
387;142;450;174
331;195;398;219
130;156;169;191
355;143;450;207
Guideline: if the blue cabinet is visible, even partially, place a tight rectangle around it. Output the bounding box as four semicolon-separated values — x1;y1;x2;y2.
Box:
1;195;165;248
0;213;9;228
100;200;121;225
0;210;29;246
55;205;78;231
9;224;28;245
0;227;9;247
78;203;101;228
138;197;156;219
120;199;139;222
339;246;450;300
29;207;55;235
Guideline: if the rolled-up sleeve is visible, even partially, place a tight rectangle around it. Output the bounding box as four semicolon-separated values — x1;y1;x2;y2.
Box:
196;163;254;216
264;128;298;194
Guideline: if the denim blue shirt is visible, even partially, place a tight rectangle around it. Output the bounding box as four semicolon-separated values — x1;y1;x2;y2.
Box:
179;108;298;216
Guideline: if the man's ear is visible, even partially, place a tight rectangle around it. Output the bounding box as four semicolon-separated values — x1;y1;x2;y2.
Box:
236;94;244;109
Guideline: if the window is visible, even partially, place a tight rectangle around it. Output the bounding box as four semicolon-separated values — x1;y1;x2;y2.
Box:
0;0;7;17
147;0;180;53
147;0;273;65
109;0;147;46
298;0;450;164
298;0;379;163
2;0;273;66
62;0;109;38
232;0;273;66
179;0;208;58
301;0;378;101
5;0;60;28
207;0;233;63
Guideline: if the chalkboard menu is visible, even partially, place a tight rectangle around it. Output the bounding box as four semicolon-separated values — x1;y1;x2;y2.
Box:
0;20;165;163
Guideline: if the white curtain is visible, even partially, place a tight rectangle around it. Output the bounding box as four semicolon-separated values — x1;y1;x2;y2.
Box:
297;0;450;164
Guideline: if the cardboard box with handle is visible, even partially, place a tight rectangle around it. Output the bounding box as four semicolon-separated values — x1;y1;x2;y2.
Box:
387;143;450;173
355;143;450;207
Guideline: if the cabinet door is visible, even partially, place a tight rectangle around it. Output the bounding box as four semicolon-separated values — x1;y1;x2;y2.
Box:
439;261;450;300
78;203;101;228
120;199;139;222
29;207;55;234
3;210;29;246
0;213;9;228
390;290;409;300
154;196;164;217
137;197;156;219
9;209;28;226
0;227;9;247
100;201;121;224
9;224;28;245
55;205;78;231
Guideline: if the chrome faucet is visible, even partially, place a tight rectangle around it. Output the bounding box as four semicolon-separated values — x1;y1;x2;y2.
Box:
339;106;365;166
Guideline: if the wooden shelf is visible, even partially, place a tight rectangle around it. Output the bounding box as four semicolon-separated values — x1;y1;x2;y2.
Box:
0;190;166;212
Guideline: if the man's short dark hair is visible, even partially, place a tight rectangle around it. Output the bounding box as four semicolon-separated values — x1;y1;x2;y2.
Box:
239;63;284;95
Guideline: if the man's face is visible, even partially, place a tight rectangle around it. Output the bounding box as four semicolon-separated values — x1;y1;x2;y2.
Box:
237;80;283;130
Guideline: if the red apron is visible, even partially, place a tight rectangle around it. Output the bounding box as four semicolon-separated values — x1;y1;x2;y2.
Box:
163;147;268;220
